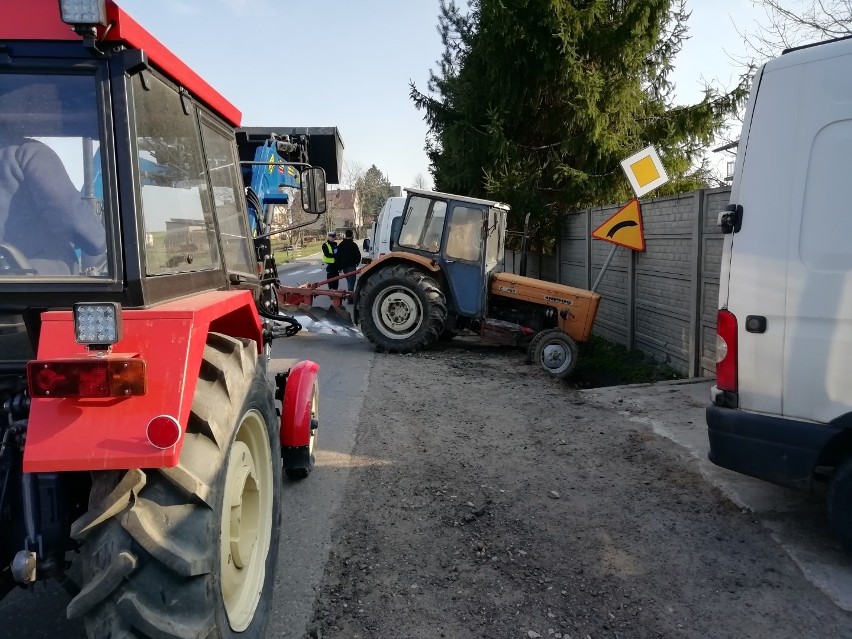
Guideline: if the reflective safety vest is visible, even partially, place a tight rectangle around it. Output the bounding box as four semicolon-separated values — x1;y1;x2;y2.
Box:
322;241;336;264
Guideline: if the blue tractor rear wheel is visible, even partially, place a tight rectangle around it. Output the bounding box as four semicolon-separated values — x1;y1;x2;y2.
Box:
358;264;447;354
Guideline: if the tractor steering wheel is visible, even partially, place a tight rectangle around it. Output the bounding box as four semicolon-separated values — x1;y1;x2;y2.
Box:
0;242;36;275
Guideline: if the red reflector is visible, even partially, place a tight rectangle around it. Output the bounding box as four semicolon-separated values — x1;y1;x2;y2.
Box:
715;310;738;393
147;415;182;449
27;358;147;398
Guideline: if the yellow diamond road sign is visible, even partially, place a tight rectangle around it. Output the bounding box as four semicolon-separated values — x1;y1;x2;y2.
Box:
621;145;669;198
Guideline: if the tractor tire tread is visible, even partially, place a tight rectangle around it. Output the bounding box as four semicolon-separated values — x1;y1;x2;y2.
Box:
525;330;549;365
115;590;212;639
119;499;211;576
70;469;147;541
285;468;309;480
67;551;137;620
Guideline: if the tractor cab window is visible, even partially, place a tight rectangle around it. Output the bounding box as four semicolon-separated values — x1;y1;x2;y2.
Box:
398;196;446;253
133;73;220;276
485;207;506;269
0;73;109;278
200;122;253;276
446;205;484;262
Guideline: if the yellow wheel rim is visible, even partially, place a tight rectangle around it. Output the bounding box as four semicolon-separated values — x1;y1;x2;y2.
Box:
220;409;274;631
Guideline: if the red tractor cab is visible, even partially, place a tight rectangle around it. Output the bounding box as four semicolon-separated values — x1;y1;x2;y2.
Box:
0;1;334;636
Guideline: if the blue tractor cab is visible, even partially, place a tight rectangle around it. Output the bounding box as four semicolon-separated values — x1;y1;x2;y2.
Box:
354;189;509;351
390;189;508;319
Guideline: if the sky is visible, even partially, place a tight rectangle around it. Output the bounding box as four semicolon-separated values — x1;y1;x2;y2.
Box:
118;0;775;189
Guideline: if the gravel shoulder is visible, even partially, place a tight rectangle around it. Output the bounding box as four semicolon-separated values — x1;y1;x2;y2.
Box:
308;339;852;639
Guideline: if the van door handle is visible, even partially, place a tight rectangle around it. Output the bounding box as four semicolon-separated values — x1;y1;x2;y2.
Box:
745;315;767;333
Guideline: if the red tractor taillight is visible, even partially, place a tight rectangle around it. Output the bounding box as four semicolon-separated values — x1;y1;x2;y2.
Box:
715;310;738;393
27;358;147;398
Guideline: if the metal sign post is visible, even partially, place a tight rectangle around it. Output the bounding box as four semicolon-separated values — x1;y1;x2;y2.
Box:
591;244;619;293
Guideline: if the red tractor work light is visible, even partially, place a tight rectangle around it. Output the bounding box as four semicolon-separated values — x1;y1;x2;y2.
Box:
27;358;146;398
73;302;122;347
57;0;107;26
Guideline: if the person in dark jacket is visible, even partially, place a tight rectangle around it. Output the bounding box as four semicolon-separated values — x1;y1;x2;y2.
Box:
335;229;362;291
322;231;339;289
0;132;106;275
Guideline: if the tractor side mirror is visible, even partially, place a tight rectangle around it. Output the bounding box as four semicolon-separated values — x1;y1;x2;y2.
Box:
363;238;371;252
301;167;327;215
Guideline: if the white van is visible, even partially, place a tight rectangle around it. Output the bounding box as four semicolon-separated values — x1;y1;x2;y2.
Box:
365;196;406;261
707;36;852;550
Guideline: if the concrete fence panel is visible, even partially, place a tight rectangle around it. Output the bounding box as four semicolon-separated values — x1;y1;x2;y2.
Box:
503;186;730;377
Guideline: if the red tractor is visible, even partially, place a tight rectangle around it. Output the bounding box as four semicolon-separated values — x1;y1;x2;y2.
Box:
0;1;334;636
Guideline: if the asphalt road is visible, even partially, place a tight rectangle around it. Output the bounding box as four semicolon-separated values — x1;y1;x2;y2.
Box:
0;259;372;639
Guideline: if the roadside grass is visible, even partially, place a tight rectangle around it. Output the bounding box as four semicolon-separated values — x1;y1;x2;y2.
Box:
570;335;683;388
273;240;324;265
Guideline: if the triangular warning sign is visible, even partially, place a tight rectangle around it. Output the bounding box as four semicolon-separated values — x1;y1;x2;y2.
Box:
591;199;646;252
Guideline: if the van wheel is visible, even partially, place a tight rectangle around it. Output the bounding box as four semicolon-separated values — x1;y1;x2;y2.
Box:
358;264;447;353
828;455;852;553
68;333;281;638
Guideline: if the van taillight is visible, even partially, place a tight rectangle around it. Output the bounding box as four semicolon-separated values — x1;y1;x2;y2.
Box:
27;358;147;398
715;310;738;393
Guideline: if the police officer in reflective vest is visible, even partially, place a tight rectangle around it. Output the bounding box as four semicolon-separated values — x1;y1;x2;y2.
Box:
322;231;339;290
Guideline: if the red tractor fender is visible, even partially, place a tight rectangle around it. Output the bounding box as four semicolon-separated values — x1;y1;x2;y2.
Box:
23;290;263;473
280;360;320;448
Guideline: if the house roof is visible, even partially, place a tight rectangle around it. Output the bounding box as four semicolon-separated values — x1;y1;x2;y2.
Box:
327;189;357;210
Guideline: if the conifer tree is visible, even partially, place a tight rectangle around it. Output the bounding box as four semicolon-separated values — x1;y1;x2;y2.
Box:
411;0;749;244
356;165;395;220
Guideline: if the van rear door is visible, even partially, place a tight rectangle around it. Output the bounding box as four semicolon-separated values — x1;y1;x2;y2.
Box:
782;43;852;423
724;62;798;416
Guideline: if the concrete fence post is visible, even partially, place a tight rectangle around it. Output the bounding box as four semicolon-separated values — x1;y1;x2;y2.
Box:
557;220;563;284
627;247;636;350
688;190;705;377
585;208;593;290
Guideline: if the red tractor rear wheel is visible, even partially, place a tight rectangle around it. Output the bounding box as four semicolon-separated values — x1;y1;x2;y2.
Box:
67;333;281;639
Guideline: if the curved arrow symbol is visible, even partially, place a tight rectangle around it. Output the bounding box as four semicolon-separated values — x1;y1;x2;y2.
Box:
606;220;638;238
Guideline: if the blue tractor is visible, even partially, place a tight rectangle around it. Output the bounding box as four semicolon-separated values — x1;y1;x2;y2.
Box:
353;188;602;378
235;128;343;334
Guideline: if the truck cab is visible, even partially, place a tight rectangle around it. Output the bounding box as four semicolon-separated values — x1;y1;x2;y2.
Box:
366;195;406;261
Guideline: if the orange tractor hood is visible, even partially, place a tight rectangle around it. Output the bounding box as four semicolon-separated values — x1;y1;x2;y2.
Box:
490;272;601;343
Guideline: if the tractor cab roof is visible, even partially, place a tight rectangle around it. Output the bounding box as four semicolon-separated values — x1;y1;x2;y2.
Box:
404;188;511;211
2;0;242;127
